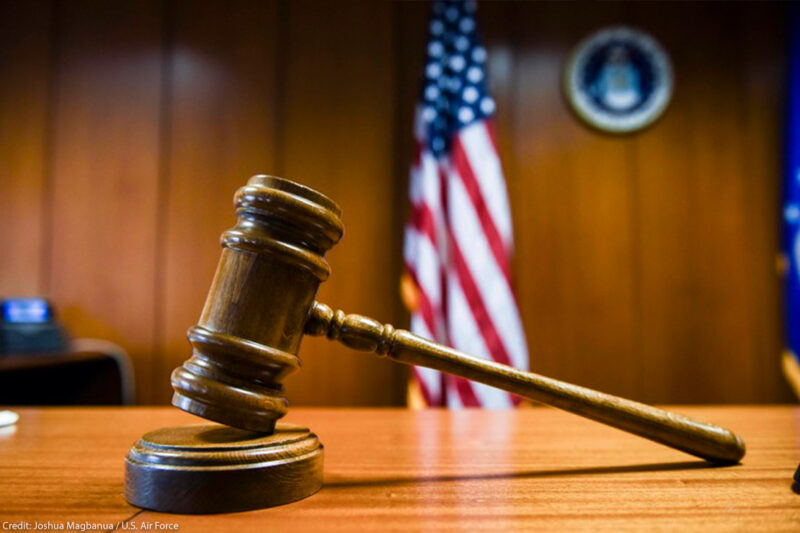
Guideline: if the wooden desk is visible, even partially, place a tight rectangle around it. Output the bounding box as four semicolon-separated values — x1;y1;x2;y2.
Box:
1;406;798;531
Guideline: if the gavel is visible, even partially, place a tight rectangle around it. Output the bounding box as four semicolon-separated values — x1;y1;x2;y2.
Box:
126;175;745;514
171;175;744;464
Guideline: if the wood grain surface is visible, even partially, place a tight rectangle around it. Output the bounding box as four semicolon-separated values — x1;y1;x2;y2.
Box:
0;406;798;531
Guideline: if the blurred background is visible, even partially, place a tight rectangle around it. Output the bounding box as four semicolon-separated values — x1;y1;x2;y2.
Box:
0;0;795;407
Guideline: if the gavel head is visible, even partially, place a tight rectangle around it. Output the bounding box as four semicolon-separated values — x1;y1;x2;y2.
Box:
170;175;343;433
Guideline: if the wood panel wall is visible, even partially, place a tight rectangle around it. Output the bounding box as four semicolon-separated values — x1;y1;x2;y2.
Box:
0;0;792;406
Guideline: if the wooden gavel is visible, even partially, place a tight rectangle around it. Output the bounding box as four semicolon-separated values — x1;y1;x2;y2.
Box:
170;175;745;465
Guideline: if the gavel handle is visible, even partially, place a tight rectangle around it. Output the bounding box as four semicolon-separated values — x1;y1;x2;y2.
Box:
305;301;745;465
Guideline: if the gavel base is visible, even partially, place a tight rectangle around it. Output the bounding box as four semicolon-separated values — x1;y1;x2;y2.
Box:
125;422;323;514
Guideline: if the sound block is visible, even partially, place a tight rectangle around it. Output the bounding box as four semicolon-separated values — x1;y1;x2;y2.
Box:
125;422;323;514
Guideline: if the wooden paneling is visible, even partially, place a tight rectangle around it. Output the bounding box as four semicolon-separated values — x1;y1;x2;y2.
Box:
0;1;791;405
737;3;791;402
280;0;405;406
0;0;52;296
155;0;280;403
502;2;640;398
627;4;701;403
47;0;164;403
640;3;757;402
629;2;791;403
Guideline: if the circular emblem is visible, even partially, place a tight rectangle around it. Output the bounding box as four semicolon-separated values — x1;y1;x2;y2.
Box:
564;26;673;133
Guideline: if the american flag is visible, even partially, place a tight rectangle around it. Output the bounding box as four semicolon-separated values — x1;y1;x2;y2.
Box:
402;0;529;408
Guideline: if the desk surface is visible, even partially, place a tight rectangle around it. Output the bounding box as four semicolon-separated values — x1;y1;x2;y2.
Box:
1;406;798;531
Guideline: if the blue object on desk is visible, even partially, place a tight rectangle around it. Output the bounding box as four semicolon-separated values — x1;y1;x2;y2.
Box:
2;298;51;324
0;298;68;354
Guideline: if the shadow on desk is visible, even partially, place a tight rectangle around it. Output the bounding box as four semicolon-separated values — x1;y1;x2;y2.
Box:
324;460;728;489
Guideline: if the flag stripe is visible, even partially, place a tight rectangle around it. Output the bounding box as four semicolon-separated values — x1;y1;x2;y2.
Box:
454;377;482;406
410;315;444;405
451;134;510;279
445;375;463;408
447;173;529;369
412;367;435;405
408;202;439;248
458;123;514;246
404;261;439;336
409;151;443;212
403;223;442;305
447;270;515;407
446;225;515;369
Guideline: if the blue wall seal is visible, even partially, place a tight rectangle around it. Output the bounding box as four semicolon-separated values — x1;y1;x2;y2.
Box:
565;26;673;134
